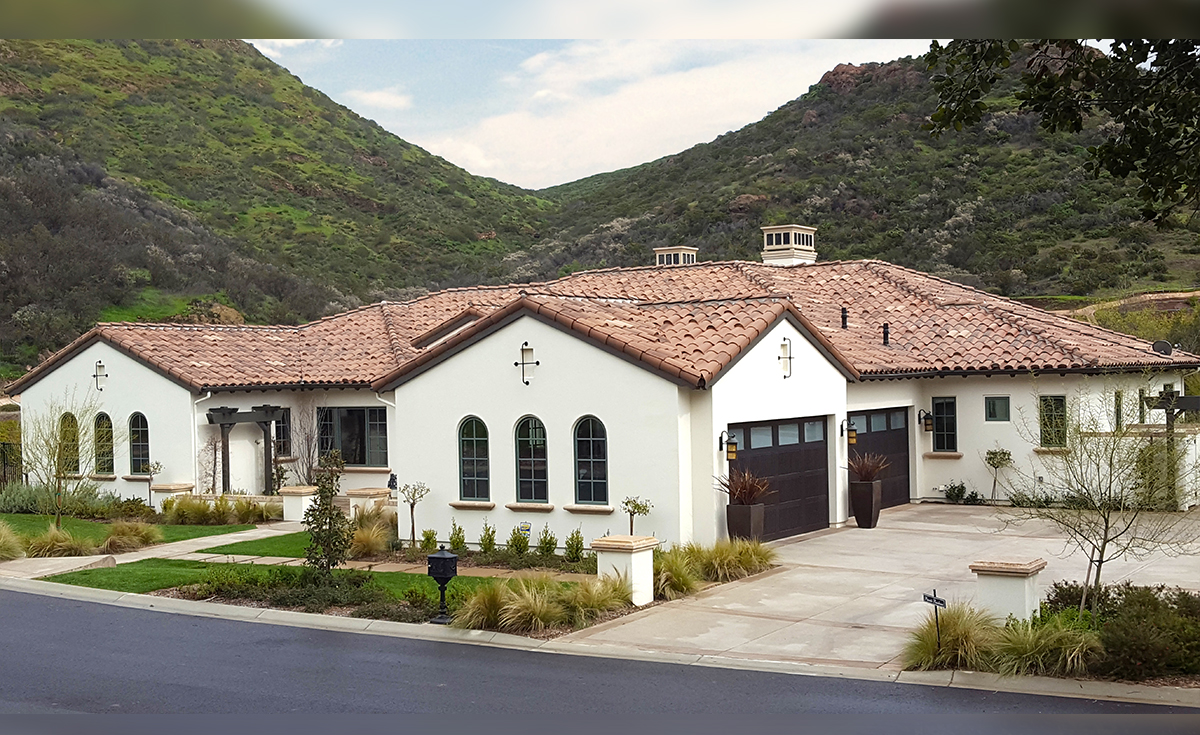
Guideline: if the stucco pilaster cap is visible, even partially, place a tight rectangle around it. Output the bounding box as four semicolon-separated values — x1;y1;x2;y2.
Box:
969;558;1047;577
590;535;660;552
345;487;390;497
278;486;318;496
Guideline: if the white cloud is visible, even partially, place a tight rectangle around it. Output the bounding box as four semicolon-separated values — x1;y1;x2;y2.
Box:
248;39;343;59
343;87;415;110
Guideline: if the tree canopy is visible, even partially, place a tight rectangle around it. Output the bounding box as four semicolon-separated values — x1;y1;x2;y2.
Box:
925;40;1200;224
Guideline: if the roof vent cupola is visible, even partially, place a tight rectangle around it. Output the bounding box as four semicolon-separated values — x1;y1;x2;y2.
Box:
653;245;699;267
760;224;817;266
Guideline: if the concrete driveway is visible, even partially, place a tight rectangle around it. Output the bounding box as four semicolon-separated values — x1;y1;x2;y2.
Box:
559;504;1200;670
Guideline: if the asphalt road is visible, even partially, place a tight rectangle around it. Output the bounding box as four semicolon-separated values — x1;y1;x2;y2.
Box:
0;589;1192;716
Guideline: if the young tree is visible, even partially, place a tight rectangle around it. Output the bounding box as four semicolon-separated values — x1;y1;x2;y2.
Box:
21;389;114;530
289;395;323;486
398;481;431;547
303;450;351;579
621;496;653;535
1002;389;1199;613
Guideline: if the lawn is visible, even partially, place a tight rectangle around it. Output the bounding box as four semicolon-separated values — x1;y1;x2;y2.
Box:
200;531;309;557
45;558;495;597
0;514;254;544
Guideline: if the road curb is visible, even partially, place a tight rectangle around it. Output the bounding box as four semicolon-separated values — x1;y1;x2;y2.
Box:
2;576;1197;709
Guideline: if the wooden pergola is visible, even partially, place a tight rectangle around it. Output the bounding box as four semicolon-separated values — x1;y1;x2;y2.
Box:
206;405;285;495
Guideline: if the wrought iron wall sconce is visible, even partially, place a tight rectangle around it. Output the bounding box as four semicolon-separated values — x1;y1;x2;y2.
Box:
514;341;539;385
93;360;108;391
718;430;738;461
918;409;934;432
778;337;793;378
840;418;857;444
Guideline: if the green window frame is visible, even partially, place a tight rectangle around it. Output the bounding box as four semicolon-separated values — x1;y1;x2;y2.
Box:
1114;391;1124;429
274;408;292;457
58;413;79;475
1039;396;1067;448
129;412;150;475
574;416;607;504
94;413;114;475
984;396;1009;422
317;407;388;466
932;397;957;452
515;416;548;503
459;417;489;501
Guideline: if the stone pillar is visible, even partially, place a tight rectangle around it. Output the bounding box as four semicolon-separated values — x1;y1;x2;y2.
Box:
591;535;659;607
279;485;318;522
969;558;1047;621
346;487;391;517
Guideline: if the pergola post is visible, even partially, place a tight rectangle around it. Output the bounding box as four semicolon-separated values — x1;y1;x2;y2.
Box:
206;405;284;496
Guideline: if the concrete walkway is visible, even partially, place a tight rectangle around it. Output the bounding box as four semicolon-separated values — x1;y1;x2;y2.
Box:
558;504;1200;670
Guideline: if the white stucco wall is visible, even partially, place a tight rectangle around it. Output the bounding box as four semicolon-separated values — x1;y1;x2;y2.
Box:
708;320;850;539
18;342;194;501
391;315;684;548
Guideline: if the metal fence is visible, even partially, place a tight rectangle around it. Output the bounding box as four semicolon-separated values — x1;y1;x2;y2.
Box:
0;442;21;486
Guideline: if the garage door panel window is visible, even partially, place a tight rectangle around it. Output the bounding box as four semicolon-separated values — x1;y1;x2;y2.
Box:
750;425;773;448
778;423;800;445
804;421;824;442
318;407;388;466
870;413;887;432
932;397;957;452
889;411;905;430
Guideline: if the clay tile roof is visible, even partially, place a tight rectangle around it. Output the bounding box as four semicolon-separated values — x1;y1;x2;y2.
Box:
11;258;1198;395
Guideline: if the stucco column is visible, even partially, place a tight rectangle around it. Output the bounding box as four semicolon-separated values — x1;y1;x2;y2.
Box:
592;535;659;606
279;485;318;522
969;558;1047;621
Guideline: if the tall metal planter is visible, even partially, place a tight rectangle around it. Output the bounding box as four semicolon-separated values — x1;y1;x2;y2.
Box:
726;503;765;540
849;480;882;529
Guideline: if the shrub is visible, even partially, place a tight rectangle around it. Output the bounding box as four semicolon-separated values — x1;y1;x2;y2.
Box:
0;520;24;561
682;539;774;583
479;520;496;554
563;528;584;563
507;526;529;555
99;520;163;554
497;576;566;633
902;604;998;671
448;518;467;553
105;497;156;521
562;573;631;626
233;497;259;524
993;615;1103;677
210;495;234;525
0;483;46;514
350;600;429;623
1009;489;1055;508
452;580;510;630
1098;613;1175;680
303;451;352;578
654;547;700;600
715;468;771;505
847;452;890;482
349;523;389;559
26;525;97;557
941;481;967;504
164;495;212;525
258;501;284;522
535;524;557;556
962;490;986;505
419;528;438;552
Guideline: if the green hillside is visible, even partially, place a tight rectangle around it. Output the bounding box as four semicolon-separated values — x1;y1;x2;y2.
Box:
534;55;1200;296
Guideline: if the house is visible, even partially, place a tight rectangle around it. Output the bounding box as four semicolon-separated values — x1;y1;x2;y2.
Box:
10;227;1200;547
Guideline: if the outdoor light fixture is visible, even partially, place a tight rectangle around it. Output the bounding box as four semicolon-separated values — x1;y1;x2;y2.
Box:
93;360;108;391
427;545;458;625
840;418;857;445
514;341;539;385
718;430;738;461
778;337;793;379
918;409;934;432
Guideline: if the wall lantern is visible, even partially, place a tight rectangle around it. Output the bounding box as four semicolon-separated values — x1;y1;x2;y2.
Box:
427;545;458;625
778;337;793;379
718;430;738;461
514;341;539;385
93;360;108;391
840;418;857;445
918;409;934;432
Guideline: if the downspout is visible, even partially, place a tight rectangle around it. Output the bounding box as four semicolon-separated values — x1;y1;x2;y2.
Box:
374;391;398;495
192;391;213;492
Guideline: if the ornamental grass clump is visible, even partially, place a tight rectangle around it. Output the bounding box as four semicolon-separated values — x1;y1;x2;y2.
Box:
0;520;24;561
98;520;163;554
653;546;700;600
715;468;771;505
209;495;234;525
847;452;890;482
562;573;631;627
902;604;998;671
163;495;212;525
497;576;566;633
992;616;1103;677
452;580;510;631
26;525;97;558
233;497;258;524
349;523;390;559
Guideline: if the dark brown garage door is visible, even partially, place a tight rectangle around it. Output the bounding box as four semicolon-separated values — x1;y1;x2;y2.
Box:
728;416;829;540
848;407;910;509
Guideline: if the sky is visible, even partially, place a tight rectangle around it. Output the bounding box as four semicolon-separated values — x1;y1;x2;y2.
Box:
246;39;933;190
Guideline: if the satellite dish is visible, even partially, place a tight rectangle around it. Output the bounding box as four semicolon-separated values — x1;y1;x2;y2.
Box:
1152;340;1173;356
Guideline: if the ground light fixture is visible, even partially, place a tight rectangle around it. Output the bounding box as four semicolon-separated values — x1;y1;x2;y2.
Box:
840;418;857;445
918;409;934;432
718;430;738;461
427;545;458;625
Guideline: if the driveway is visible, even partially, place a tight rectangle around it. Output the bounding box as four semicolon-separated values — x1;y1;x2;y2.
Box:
559;504;1200;670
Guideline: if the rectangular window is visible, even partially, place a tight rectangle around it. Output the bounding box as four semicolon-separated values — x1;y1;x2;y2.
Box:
870;413;887;432
984;396;1010;422
804;420;824;443
932;397;957;452
850;414;868;434
778;423;800;445
889;410;906;430
1039;396;1067;448
750;425;773;449
1114;391;1124;429
316;407;388;466
274;408;292;457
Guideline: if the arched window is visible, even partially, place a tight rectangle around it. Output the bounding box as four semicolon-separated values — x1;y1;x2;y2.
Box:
574;417;607;504
58;413;79;475
129;412;150;475
515;416;548;503
94;413;114;475
459;417;489;501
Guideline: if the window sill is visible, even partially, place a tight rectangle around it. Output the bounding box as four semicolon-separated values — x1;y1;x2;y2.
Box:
449;501;495;511
1033;447;1067;455
63;474;84;480
89;474;118;481
564;504;614;515
320;466;391;474
274;456;297;464
122;475;151;482
505;502;554;513
922;452;963;460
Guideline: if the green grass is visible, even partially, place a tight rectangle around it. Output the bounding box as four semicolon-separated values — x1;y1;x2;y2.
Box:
200;531;309;557
45;558;495;597
0;513;252;544
98;287;192;323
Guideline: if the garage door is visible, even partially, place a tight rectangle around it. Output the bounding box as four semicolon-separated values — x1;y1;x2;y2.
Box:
728;416;829;540
848;407;910;509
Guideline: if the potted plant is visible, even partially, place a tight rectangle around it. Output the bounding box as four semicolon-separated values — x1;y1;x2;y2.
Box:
847;452;889;529
716;468;771;540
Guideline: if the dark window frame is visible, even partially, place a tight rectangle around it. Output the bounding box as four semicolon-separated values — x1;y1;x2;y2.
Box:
459;416;490;501
515;416;548;503
59;412;79;475
274;408;292;457
574;416;608;505
317;407;388;467
94;413;114;475
932;397;957;452
1039;395;1067;448
129;412;150;475
984;396;1010;422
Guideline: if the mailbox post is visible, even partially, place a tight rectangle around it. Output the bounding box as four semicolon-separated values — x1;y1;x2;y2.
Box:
427;545;458;625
